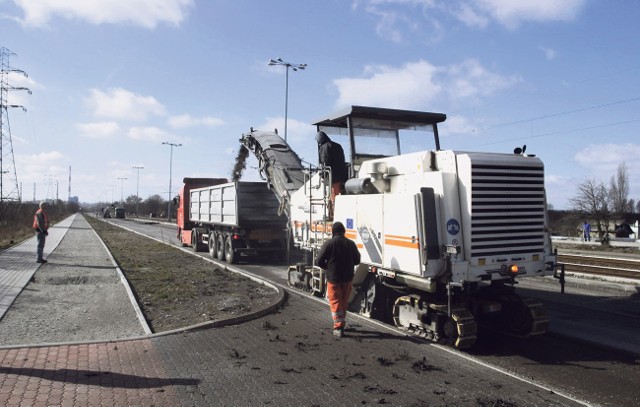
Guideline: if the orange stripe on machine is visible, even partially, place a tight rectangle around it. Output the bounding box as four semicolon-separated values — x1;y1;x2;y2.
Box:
345;230;357;239
384;234;419;249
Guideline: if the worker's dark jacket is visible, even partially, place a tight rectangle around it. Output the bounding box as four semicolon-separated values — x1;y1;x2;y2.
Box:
315;234;361;283
317;134;348;184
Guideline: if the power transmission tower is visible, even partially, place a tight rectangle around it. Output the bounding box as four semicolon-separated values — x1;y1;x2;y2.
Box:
1;47;31;202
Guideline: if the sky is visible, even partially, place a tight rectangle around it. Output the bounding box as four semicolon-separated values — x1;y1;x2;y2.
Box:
0;0;639;210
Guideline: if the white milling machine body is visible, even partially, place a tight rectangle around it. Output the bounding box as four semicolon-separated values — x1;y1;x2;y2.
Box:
240;106;557;349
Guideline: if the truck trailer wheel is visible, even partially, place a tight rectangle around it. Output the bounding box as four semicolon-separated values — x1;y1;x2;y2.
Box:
191;231;200;252
215;233;225;261
225;237;237;264
208;234;217;258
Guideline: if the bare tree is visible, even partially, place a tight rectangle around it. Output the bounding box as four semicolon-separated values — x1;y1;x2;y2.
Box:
569;177;610;239
609;162;630;216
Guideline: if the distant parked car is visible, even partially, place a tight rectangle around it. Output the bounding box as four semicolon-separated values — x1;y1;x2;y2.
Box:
114;207;125;219
614;223;633;238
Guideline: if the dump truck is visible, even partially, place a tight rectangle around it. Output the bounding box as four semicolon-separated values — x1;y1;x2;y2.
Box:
176;177;288;263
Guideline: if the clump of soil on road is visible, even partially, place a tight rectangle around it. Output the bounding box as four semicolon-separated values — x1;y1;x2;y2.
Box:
85;216;279;333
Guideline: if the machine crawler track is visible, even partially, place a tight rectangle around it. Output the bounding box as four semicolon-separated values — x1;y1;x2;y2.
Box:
392;295;478;349
508;297;550;338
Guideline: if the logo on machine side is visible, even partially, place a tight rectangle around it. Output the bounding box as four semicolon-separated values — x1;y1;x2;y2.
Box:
447;219;460;236
360;228;370;243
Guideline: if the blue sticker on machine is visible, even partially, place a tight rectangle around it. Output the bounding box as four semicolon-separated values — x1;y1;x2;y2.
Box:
346;218;353;229
447;219;460;236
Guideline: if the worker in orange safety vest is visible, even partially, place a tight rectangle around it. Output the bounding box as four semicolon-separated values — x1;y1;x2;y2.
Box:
33;201;49;263
315;221;361;337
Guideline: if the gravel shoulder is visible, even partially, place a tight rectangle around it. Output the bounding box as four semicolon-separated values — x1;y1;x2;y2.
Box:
0;214;280;346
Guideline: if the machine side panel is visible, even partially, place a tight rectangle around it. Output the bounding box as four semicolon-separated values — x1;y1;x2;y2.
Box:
335;194;384;266
382;194;421;275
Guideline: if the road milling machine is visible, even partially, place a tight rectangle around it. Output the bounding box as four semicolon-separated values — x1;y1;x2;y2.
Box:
239;106;557;349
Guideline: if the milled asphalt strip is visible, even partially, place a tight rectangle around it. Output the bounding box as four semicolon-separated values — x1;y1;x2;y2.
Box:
111;218;591;406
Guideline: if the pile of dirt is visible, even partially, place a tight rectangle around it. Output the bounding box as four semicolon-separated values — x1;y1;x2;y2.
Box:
85;216;279;333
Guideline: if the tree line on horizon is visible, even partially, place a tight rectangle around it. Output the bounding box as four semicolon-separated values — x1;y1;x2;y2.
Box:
551;162;638;238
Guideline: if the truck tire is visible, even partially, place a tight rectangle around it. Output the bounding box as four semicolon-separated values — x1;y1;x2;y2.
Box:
216;233;225;261
225;236;237;264
208;233;217;258
192;231;206;252
192;231;199;252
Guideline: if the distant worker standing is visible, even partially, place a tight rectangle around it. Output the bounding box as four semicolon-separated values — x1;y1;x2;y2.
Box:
315;221;361;337
583;221;591;242
316;131;348;217
33;202;49;263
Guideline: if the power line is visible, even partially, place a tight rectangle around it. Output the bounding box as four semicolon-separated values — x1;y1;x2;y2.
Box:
454;96;640;136
468;118;640;149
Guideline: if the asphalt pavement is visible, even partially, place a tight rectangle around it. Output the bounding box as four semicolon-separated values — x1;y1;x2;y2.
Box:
0;215;591;406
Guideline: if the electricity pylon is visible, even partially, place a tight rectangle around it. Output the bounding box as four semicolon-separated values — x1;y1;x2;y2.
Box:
1;47;31;202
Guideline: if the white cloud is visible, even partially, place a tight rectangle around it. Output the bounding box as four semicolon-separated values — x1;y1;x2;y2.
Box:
453;3;488;28
444;59;521;100
168;114;225;129
127;126;176;143
353;0;439;43
540;46;556;60
333;59;519;110
76;121;120;139
574;143;640;174
14;151;67;198
12;0;194;28
87;88;166;121
354;0;586;39
17;150;64;164
334;60;441;110
463;0;586;29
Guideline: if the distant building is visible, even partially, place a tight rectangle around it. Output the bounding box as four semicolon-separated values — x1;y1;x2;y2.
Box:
69;196;79;204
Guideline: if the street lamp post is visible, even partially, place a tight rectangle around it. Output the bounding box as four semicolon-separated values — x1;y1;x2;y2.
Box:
132;165;144;218
162;142;182;221
108;184;115;205
268;58;307;142
117;177;127;204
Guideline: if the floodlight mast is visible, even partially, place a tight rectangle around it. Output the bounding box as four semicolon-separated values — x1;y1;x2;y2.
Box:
268;58;307;143
162;142;182;221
